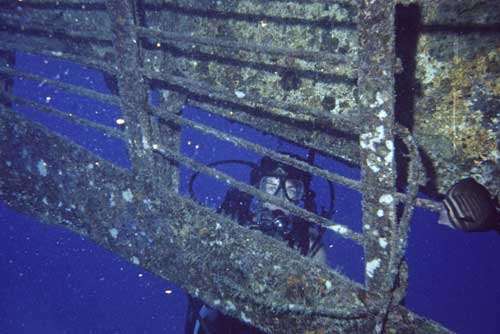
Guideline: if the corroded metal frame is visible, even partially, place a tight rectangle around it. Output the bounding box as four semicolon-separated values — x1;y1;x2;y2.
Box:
0;1;451;333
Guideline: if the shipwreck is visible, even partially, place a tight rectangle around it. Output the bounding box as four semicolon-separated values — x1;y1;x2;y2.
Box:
1;0;499;333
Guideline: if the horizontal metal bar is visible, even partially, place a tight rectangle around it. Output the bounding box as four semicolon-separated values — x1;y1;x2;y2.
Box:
137;26;349;64
0;92;125;140
0;66;120;106
153;103;442;213
143;68;360;134
0;40;116;75
188;99;361;166
0;13;112;44
141;1;358;30
153;143;364;244
0;0;106;8
152;104;361;189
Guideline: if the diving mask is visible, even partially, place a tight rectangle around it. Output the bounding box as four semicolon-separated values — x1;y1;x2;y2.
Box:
259;175;304;202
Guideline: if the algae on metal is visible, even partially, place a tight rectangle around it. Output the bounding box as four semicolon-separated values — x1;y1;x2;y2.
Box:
409;0;500;194
4;1;499;333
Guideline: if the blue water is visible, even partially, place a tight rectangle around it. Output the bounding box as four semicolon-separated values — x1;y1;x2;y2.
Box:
1;53;500;334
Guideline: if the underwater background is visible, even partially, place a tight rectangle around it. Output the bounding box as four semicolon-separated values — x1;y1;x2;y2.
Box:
1;51;500;334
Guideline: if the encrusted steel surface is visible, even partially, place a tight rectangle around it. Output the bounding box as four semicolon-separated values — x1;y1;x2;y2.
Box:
4;0;497;333
0;110;448;334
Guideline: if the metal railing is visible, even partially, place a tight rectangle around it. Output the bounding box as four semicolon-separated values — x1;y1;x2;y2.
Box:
0;1;450;333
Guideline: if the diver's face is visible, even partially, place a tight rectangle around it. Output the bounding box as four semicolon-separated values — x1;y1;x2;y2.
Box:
260;176;303;211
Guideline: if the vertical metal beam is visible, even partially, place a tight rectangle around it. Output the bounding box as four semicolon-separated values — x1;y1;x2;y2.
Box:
357;0;398;302
105;0;166;202
155;90;185;192
0;49;15;108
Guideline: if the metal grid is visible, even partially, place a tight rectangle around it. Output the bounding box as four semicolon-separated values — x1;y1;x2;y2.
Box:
0;1;450;333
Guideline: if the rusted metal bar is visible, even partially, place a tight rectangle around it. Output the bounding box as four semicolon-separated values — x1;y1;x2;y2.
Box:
152;89;184;194
0;41;115;75
376;125;424;325
0;109;451;334
153;104;361;189
0;13;112;44
0;0;106;8
0;92;125;139
357;0;398;319
105;0;161;199
143;68;360;133
136;26;349;64
0;66;120;105
189;99;361;166
154;103;443;214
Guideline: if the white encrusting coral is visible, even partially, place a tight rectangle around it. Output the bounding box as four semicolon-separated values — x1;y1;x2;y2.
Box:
122;189;134;202
109;193;116;207
367;157;381;173
109;228;119;239
378;237;388;249
37;159;48;177
240;312;251;323
328;224;348;235
225;300;236;311
369;91;385;108
377;109;388;120
234;90;245;98
366;258;381;278
384;140;394;165
378;194;393;205
142;135;150;150
360;125;385;153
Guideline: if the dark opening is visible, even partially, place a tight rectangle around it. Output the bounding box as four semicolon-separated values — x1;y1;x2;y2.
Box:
394;3;421;131
394;4;422;192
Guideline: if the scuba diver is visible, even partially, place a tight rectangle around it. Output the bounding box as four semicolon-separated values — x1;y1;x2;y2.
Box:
184;154;329;334
438;177;500;233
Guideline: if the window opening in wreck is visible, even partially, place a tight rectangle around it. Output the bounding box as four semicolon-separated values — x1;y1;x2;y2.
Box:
162;102;366;283
8;52;131;169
